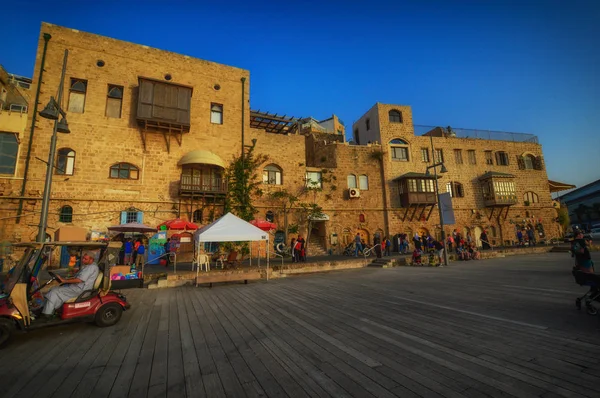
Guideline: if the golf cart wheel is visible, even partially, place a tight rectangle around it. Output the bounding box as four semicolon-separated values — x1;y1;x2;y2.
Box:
0;318;15;348
576;298;582;310
95;303;123;327
586;303;598;316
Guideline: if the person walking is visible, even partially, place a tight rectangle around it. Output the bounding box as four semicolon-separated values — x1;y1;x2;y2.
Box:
516;229;524;246
134;240;145;270
527;227;536;247
385;236;391;257
123;238;133;265
480;230;490;250
381;236;387;257
354;233;362;257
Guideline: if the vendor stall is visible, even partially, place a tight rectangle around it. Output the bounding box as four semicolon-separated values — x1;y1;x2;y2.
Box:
193;213;270;279
107;222;157;288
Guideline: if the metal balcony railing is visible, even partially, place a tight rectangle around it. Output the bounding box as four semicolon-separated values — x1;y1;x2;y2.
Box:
415;125;538;144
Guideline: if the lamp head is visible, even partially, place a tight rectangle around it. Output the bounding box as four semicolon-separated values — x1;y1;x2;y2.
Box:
425;169;431;177
440;164;448;173
57;117;70;134
39;97;59;120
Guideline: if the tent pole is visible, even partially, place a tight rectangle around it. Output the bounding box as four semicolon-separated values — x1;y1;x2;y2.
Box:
250;242;252;267
266;238;269;281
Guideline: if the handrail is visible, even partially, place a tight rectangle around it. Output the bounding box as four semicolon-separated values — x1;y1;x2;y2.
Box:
141;252;176;277
479;239;495;251
363;243;381;259
267;250;286;271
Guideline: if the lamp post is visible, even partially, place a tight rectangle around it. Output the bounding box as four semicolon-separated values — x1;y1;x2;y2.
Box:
37;49;70;242
425;135;449;266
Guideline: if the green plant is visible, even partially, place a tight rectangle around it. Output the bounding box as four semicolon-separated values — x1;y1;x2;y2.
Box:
224;140;268;221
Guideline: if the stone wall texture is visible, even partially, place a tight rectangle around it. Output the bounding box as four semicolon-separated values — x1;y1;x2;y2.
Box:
0;23;559;252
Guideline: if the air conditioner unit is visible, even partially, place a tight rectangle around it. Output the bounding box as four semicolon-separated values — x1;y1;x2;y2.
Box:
349;188;360;198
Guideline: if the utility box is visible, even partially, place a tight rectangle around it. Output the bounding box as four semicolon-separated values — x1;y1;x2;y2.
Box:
54;226;87;242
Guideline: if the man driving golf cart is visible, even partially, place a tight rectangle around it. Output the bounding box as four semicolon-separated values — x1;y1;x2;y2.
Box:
0;241;130;348
39;250;99;320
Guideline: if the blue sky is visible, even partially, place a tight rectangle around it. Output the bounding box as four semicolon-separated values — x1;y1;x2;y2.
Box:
2;0;599;188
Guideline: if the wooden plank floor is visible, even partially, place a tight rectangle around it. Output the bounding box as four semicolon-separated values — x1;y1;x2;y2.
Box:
1;252;600;398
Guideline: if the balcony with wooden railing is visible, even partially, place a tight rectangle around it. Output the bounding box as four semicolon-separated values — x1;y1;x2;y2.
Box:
179;175;227;196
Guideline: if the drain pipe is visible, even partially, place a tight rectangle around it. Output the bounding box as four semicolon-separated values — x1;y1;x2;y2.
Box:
240;77;246;164
16;33;52;223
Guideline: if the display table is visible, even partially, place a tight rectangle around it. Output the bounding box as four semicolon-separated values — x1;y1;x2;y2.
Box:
109;265;143;289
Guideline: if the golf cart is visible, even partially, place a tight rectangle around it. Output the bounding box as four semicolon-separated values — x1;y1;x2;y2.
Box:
0;241;130;347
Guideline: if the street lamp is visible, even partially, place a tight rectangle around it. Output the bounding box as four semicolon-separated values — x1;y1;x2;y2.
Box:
425;135;449;266
37;49;70;242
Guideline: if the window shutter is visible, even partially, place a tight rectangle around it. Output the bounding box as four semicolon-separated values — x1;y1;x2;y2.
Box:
534;156;544;170
120;211;127;224
137;212;144;223
495;152;500;165
517;155;525;170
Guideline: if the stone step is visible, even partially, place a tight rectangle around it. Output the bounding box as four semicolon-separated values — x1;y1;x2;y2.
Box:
157;278;169;288
369;258;399;268
148;283;159;289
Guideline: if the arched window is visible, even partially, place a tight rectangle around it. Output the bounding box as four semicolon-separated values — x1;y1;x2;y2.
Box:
523;154;535;170
110;162;139;179
262;164;282;185
59;205;73;223
389;110;402;123
106;85;123;118
523;191;539;204
266;210;274;222
359;175;369;190
446;181;464;198
56;148;75;175
68;78;87;113
389;138;409;161
347;174;357;188
192;209;203;223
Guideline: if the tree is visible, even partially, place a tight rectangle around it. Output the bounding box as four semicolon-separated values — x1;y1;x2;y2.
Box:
557;206;570;232
268;189;300;242
224;140;268;221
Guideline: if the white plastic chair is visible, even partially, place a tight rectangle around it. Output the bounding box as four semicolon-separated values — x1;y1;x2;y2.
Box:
196;254;210;273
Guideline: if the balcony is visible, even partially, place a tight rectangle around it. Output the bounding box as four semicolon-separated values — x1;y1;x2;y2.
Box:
479;171;517;207
177;150;227;197
416;125;538;144
483;194;517;207
179;175;227;196
394;173;438;205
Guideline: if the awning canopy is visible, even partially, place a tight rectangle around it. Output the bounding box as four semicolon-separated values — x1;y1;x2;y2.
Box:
177;150;225;168
194;212;269;243
478;171;515;180
548;179;576;193
392;172;439;181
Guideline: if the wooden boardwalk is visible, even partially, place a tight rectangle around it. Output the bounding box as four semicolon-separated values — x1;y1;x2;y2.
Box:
1;252;599;398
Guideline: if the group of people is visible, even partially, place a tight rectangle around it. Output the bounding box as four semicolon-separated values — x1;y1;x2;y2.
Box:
122;237;146;269
290;235;306;263
516;227;537;246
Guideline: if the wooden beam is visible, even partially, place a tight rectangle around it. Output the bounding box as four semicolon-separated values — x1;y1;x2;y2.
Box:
425;204;435;221
401;206;410;222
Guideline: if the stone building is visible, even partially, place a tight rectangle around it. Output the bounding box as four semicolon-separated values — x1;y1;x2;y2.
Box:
0;23;561;253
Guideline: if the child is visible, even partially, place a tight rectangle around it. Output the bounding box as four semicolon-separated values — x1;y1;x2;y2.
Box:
412;248;422;265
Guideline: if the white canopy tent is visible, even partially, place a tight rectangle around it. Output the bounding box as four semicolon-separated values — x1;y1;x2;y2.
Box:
193;212;270;279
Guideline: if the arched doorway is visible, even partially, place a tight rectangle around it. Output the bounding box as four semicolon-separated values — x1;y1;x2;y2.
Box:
473;226;483;247
342;228;352;247
356;229;370;245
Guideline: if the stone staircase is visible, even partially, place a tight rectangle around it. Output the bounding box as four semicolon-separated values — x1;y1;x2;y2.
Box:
368;257;400;268
307;235;328;257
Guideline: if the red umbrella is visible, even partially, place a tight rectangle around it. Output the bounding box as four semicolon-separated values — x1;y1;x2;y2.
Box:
250;220;277;232
157;218;199;231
